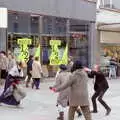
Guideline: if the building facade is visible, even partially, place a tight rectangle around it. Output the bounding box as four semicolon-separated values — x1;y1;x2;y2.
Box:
0;0;96;76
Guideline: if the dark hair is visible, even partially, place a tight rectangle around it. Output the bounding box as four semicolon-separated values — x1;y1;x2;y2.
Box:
59;64;67;71
29;55;33;59
35;57;39;61
71;60;83;72
0;51;6;55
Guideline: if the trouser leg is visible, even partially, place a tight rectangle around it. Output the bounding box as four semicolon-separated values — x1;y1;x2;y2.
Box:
68;106;77;120
76;106;82;117
81;105;92;120
35;78;40;89
91;91;99;112
32;79;35;89
98;90;111;115
26;73;32;87
57;105;64;120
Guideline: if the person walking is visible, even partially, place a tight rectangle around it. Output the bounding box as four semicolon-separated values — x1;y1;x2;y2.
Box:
50;64;71;120
0;51;9;85
88;65;111;115
51;60;92;120
26;55;33;87
32;57;43;89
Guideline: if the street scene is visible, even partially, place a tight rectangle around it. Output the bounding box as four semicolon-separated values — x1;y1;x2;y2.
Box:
0;0;120;120
0;78;120;120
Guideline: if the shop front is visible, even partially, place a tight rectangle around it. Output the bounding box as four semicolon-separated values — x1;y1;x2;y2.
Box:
7;12;91;76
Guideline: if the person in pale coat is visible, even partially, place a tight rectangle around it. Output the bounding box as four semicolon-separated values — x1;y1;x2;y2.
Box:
52;60;92;120
32;57;43;89
50;64;71;120
0;51;9;85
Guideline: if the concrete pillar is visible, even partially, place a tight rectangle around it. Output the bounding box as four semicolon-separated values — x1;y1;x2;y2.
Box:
0;28;7;51
88;21;97;68
39;15;43;63
66;19;70;53
0;7;8;52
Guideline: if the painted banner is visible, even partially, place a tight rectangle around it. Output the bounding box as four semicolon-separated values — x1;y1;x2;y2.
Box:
49;40;61;65
49;40;68;65
17;38;32;62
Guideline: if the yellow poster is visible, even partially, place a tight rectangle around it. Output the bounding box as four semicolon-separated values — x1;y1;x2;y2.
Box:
49;40;61;65
49;40;68;65
17;38;32;62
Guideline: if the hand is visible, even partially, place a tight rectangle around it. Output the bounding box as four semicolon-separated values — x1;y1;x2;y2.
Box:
84;67;91;72
49;86;56;92
49;86;53;90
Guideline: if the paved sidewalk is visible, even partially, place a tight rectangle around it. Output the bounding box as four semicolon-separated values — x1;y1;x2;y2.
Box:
0;78;120;120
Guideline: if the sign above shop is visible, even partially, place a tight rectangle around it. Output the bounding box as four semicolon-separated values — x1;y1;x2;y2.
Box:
0;8;8;28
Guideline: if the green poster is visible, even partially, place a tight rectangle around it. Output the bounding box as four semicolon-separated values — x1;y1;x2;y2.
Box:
17;38;32;62
49;40;68;65
49;40;61;65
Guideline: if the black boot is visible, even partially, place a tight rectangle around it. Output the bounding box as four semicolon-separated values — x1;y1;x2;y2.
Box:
76;108;82;117
57;112;64;120
106;108;111;116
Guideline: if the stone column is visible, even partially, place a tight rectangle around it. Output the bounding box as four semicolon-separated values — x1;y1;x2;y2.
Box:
66;19;70;55
0;7;8;52
88;21;98;67
38;15;43;63
0;28;7;51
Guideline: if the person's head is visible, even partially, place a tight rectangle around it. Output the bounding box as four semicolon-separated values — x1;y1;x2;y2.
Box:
29;55;33;60
59;64;67;71
16;61;24;68
0;51;6;57
34;57;39;61
71;60;83;72
93;64;100;72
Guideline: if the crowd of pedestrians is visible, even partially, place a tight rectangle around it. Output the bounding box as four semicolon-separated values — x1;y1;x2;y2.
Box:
0;50;112;120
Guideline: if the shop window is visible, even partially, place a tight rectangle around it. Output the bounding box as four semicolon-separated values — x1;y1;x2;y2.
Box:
30;16;39;33
13;22;19;33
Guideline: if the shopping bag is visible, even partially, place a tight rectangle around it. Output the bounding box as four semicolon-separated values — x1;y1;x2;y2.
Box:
13;85;26;102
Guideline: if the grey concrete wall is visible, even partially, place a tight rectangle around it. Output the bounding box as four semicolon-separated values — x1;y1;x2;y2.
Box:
2;0;96;21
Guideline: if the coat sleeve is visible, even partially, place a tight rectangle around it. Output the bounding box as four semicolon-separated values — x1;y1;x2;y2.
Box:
55;74;74;92
38;63;42;73
87;71;96;78
52;75;61;88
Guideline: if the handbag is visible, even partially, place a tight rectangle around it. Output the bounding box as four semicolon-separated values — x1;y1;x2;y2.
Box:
13;85;26;102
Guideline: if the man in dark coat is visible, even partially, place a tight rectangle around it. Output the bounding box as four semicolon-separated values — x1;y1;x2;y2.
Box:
26;55;33;87
88;65;111;116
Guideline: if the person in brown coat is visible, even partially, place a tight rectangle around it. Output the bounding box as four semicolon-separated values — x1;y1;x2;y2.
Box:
87;65;111;116
52;61;92;120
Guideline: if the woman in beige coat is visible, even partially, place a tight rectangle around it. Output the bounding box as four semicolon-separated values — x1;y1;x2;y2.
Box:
51;64;71;120
53;61;92;120
32;57;42;89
